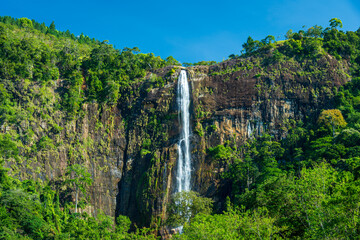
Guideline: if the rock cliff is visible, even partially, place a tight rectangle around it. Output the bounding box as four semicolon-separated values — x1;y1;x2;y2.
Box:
3;54;349;227
116;54;349;227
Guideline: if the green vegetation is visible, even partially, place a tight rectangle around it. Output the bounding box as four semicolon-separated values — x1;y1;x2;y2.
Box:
0;16;179;116
0;16;99;46
182;61;217;67
0;15;182;239
174;19;360;239
174;207;283;240
65;164;93;214
228;18;360;77
0;162;157;239
175;77;360;239
1;15;360;239
166;191;213;227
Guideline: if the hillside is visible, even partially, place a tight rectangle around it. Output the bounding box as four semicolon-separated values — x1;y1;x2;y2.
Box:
1;17;360;239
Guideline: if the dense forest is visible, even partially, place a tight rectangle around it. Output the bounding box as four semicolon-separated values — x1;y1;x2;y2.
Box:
1;16;360;239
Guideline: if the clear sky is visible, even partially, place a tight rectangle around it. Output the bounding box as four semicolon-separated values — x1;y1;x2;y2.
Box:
2;0;360;63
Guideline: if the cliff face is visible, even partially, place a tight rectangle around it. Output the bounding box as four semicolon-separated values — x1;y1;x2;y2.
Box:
116;54;349;226
188;54;349;202
3;54;349;227
3;94;126;216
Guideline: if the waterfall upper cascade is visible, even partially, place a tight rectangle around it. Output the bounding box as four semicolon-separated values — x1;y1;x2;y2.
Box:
176;70;191;194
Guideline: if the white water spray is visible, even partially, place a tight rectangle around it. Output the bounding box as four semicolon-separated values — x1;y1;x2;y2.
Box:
176;70;191;193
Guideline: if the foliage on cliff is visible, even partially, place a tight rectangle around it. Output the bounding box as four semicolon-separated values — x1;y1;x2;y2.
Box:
1;15;360;239
0;162;158;239
0;16;180;239
0;16;179;114
232;18;360;76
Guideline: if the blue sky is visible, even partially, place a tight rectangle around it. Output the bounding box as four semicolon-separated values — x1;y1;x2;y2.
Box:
2;0;360;63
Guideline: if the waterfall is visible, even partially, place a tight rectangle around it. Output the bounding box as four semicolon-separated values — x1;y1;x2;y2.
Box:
174;69;191;233
176;70;191;193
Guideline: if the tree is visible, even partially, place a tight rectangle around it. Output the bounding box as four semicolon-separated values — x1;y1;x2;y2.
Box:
242;36;260;54
173;207;283;240
310;136;346;162
293;163;360;238
224;146;257;195
167;191;213;227
0;134;19;160
318;109;347;136
306;25;323;38
329;18;343;30
0;188;50;239
285;29;294;39
47;21;56;35
104;80;120;105
208;144;235;165
18;18;33;29
165;56;181;66
228;54;238;59
49;21;56;31
65;164;93;213
254;134;284;181
262;35;275;45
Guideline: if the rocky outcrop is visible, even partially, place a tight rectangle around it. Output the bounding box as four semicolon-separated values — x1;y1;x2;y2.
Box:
187;55;349;204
